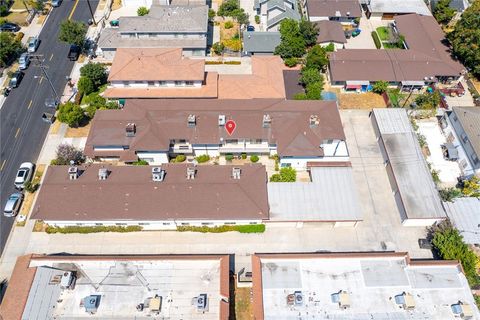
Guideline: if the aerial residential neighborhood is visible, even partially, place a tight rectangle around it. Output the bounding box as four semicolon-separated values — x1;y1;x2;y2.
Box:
0;0;479;319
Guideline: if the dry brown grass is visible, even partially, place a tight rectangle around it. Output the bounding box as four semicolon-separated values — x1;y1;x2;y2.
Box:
37;14;47;25
50;120;62;135
33;220;47;232
112;0;122;10
19;164;45;217
338;92;387;109
235;287;253;320
471;78;480;94
5;11;29;26
65;122;92;138
220;20;239;42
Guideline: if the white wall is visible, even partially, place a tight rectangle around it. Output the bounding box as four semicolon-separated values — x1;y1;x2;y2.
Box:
309;16;329;22
321;140;349;157
110;80;203;88
318;42;344;50
193;144;220;157
402;218;445;227
136;151;169;165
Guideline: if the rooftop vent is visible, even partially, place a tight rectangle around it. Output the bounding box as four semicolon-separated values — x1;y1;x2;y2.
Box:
188;114;196;127
309;115;320;127
149;295;162;312
232;167;241;179
218;114;226;126
395;292;415;310
98;168;109;180
294;291;303;306
187;167;196;180
152;167;165;182
331;290;350;309
126;123;136;137
83;295;100;314
451;302;474;319
194;294;208;312
68;166;78;180
263;114;272;128
60;271;75;289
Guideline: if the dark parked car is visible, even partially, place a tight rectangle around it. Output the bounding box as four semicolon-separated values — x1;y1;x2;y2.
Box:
51;0;62;7
68;44;81;61
0;23;20;32
418;238;433;249
246;25;255;31
9;71;24;88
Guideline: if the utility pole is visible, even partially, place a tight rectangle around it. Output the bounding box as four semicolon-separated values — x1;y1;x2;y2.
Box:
86;0;97;26
30;55;60;102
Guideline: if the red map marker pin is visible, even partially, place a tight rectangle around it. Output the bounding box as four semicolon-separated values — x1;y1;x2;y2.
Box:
225;120;236;135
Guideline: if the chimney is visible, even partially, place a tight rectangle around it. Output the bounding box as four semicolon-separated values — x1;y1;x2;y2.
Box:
309;115;319;127
98;168;109;180
218;114;226;126
68;166;78;180
186;167;196;180
262;114;271;128
232;167;241;179
126;123;136;137
152;167;165;182
187;114;196;127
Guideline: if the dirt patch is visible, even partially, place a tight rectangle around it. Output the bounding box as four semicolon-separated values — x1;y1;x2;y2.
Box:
471;78;480;95
112;0;122;11
37;14;47;25
220;20;239;41
6;11;29;26
235;287;253;320
11;0;27;10
19;164;45;217
49;120;62;135
65;122;92;138
338;92;387;109
33;220;47;232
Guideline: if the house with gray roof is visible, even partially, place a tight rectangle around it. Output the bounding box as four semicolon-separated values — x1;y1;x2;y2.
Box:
444;198;480;245
440;107;480;178
254;0;301;31
243;31;281;55
97;4;208;60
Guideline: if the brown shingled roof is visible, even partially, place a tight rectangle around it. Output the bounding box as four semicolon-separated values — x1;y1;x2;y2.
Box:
315;20;347;44
108;48;205;82
31;163;269;222
84;99;345;159
306;0;362;18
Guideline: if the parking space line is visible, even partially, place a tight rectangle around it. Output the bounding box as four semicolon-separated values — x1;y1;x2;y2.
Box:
39;77;43;84
49;53;54;61
15;128;20;138
68;0;80;20
28;100;33;109
0;160;5;171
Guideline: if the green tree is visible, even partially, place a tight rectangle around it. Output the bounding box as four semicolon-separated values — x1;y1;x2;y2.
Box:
57;102;85;127
0;32;22;67
212;42;224;55
305;45;328;71
30;0;45;12
78;76;94;95
448;1;480;79
270;167;297;182
325;43;335;52
306;80;323;100
208;9;216;20
299;67;321;86
274;19;306;59
217;0;239;17
137;6;149;16
299;19;319;47
232;8;249;25
439;187;462;202
58;20;87;47
284;57;298;67
372;80;389;94
433;0;456;24
80;62;108;89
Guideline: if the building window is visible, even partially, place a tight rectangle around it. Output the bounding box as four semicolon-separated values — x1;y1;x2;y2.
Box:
226;139;238;144
138;223;150;226
461;133;468;143
174;34;179;38
148;33;157;38
249;222;258;225
185;81;194;87
134;81;143;84
159;81;167;86
174;81;183;87
116;223;127;226
202;222;213;225
162;222;171;225
181;222;190;226
224;222;236;225
473;155;479;165
76;223;84;226
250;139;262;144
95;223;103;226
147;81;155;86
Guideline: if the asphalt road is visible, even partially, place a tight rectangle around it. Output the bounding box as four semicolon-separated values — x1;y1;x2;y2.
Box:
0;0;99;255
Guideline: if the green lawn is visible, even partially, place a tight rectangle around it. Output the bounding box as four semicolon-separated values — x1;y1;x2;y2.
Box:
376;26;390;41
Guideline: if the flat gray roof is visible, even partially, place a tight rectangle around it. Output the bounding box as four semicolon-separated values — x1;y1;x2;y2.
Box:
367;0;432;16
373;109;446;221
256;253;479;319
267;166;362;221
243;32;281;53
444;198;480;245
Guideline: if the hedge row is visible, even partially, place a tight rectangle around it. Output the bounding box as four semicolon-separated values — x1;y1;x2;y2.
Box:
45;225;143;234
177;224;265;233
371;31;381;49
205;60;241;65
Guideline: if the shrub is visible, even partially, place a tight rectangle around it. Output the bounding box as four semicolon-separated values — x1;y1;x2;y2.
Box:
80;62;108;89
439;188;462;202
255;15;260;24
270;167;296;182
305;45;328;71
212;42;224;55
14;32;24;42
300;67;321;86
224;21;234;29
250;154;259;163
46;225;142;234
205;60;223;65
208;8;216;20
132;159;149;165
460;176;480;197
175;154;186;162
223;60;241;65
177;224;265;233
241;153;247;159
195;154;210;163
57;102;85;127
23;181;39;193
371;31;381;49
293;92;307;100
325;43;335;52
223;38;242;51
78;76;94;95
284;57;298;67
305;81;323;100
137;6;149;16
54;143;85;165
225;154;234;161
372;80;389;94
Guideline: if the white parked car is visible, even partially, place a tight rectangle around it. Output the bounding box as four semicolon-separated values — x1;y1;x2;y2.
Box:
18;53;30;70
14;162;34;190
27;36;39;53
3;193;24;217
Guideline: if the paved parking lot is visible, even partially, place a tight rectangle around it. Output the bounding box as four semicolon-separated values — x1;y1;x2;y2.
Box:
0;111;432;280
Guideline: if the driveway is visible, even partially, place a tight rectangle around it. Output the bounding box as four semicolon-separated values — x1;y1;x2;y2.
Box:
344;16;377;49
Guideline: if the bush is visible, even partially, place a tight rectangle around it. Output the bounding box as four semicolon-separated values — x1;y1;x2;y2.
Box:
14;32;24;42
325;43;335;52
175;154;186;162
212;42;224;55
439;188;462;202
195;154;210;163
255;15;260;24
300;67;321;86
132;159;149;165
80;63;108;89
23;181;39;193
293;92;307;100
223;38;242;51
46;225;142;234
284;57;298;67
137;6;149;16
223;60;241;65
225;154;234;161
270;167;296;182
372;80;389;94
371;31;381;49
208;9;216;20
250;154;259;163
57;102;85;127
241;153;247;159
224;21;234;29
59;20;87;47
177;224;265;233
305;45;328;71
78;76;95;95
218;0;240;17
460;176;480;197
306;81;323;100
54;143;85;165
